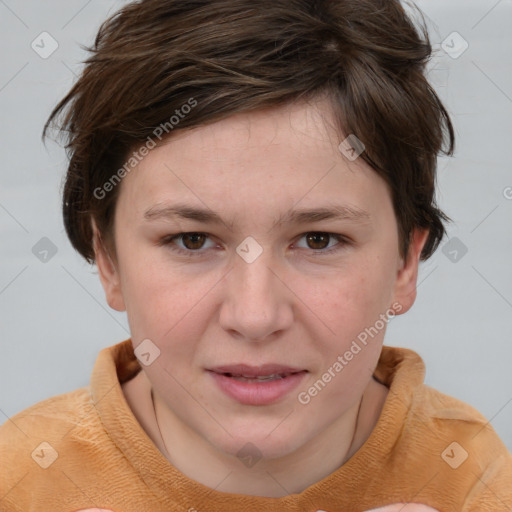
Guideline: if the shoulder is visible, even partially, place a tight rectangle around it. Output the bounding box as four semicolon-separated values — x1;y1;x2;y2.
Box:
378;347;512;508
404;383;512;507
384;346;508;455
413;378;511;459
0;386;102;506
410;383;507;451
0;385;95;445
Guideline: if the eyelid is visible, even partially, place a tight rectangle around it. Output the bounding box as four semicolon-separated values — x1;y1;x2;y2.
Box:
292;232;349;253
159;232;218;256
160;231;351;257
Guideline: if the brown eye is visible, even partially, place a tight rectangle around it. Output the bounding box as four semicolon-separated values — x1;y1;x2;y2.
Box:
160;232;217;257
305;232;331;250
181;233;207;250
294;232;349;254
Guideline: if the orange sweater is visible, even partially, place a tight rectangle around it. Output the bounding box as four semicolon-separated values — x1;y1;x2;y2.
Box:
1;339;511;512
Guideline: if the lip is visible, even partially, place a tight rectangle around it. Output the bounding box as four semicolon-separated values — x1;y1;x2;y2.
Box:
207;364;307;406
209;363;305;377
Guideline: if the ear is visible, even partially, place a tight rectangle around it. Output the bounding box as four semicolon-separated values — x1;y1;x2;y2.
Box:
390;228;429;315
92;221;126;312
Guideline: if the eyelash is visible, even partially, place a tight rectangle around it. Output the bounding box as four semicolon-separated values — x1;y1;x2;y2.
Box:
158;232;351;257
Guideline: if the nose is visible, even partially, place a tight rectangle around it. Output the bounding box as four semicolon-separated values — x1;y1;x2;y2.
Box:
218;249;294;342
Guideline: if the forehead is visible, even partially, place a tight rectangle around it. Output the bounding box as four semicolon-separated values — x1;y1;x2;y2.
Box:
114;97;392;228
181;95;341;155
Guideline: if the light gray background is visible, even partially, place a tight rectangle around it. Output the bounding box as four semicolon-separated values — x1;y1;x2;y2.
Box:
1;0;511;452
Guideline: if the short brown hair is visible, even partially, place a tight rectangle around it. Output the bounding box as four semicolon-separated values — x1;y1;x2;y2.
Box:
43;0;454;264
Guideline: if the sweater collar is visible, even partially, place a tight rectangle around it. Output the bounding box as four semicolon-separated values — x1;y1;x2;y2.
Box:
91;339;425;511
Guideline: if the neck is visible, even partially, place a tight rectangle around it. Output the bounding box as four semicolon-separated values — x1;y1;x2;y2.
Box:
150;376;386;497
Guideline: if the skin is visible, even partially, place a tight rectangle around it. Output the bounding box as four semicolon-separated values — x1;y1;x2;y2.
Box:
94;95;429;498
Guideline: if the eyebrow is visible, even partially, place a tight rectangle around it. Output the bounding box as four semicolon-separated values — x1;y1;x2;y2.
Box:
143;202;371;231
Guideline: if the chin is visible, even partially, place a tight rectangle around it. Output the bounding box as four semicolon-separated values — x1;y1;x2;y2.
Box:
204;419;313;463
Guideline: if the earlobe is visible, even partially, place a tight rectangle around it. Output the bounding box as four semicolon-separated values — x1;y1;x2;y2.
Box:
92;222;126;312
391;229;430;315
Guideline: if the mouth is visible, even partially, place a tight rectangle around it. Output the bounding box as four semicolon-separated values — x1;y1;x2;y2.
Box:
208;363;306;380
207;364;308;405
215;371;304;382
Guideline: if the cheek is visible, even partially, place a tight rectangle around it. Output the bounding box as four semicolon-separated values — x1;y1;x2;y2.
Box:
117;251;206;341
118;257;231;375
298;253;396;342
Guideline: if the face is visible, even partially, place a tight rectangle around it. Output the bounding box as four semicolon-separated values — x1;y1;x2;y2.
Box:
96;96;426;461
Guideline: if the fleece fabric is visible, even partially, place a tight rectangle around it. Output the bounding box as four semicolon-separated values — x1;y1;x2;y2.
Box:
1;339;511;512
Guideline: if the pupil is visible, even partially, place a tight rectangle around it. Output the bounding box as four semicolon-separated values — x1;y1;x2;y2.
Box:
183;233;205;250
307;233;329;250
180;233;330;251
